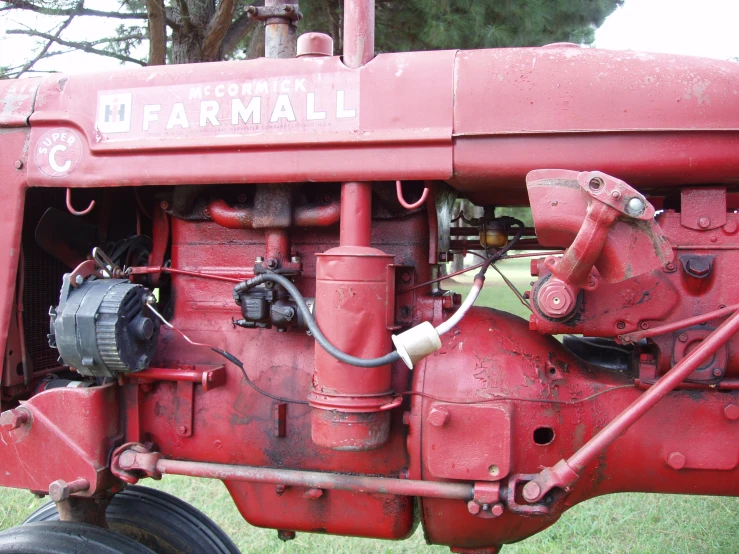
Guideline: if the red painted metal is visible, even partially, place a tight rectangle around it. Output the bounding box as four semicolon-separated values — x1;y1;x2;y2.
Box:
523;307;739;504
1;8;739;552
208;198;340;229
309;180;396;450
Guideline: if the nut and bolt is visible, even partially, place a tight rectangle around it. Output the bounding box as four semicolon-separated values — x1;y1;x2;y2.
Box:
290;256;301;264
522;481;541;501
665;261;676;272
488;464;500;477
48;478;90;503
177;425;188;434
74;274;84;286
160;200;169;210
467;501;481;515
611;190;621;199
724;403;739;421
265;258;279;270
0;407;30;431
678;333;688;343
490;503;505;517
400;271;412;283
616;321;626;330
275;484;287;496
640;322;650;330
277;530;296;542
666;451;686;470
255;256;264;264
537;282;575;318
713;368;723;378
14;160;23;170
626;197;645;217
428;406;450;427
698;217;711;229
202;206;211;219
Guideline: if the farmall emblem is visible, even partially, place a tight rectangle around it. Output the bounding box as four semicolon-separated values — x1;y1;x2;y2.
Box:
97;92;133;133
34;129;83;178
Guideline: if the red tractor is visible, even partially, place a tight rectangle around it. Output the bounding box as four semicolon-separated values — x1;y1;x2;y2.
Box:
1;1;738;552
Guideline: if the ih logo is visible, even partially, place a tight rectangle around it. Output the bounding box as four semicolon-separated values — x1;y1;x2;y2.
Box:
97;92;132;133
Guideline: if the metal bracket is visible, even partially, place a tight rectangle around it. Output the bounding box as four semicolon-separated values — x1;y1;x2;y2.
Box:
247;3;302;25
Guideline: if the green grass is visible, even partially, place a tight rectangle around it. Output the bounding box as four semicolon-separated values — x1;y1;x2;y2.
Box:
1;257;737;552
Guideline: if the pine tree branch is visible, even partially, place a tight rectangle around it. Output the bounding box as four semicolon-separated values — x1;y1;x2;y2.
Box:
6;29;147;65
203;0;236;60
0;0;148;19
12;15;74;77
220;12;256;58
2;47;73;78
175;0;192;32
146;0;167;64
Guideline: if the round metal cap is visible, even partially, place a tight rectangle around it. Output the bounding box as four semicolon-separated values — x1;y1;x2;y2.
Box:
297;32;333;57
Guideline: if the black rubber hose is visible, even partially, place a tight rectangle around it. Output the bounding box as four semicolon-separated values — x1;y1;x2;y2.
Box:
234;273;401;368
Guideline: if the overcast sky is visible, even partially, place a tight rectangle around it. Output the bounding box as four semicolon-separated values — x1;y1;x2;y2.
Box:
1;0;737;75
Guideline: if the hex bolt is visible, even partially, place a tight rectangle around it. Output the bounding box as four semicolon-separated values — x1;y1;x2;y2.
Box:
290;256;301;264
14;160;23;170
698;217;711;229
255;256;264;264
490;503;505;517
0;407;31;431
626;197;645;216
48;478;90;502
678;333;688;343
74;274;84;286
665;261;676;272
466;501;481;515
428;406;450;427
666;452;686;470
522;481;541;501
713;368;723;378
724;404;739;421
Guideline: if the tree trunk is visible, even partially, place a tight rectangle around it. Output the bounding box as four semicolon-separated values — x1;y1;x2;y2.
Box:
171;0;216;63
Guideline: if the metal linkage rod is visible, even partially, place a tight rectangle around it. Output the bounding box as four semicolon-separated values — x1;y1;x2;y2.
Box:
523;307;739;504
156;458;473;500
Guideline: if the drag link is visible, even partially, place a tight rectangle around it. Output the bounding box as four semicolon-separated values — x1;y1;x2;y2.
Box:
114;446;474;500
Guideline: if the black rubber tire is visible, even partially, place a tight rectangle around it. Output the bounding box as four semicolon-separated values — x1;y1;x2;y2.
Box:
0;521;155;553
24;486;240;554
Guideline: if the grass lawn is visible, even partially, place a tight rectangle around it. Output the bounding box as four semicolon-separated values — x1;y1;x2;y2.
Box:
1;257;737;552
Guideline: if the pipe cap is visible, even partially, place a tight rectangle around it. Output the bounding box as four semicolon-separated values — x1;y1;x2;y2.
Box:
297;33;333;57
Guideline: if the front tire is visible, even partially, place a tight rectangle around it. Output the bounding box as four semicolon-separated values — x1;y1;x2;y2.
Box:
24;485;239;554
0;521;155;553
